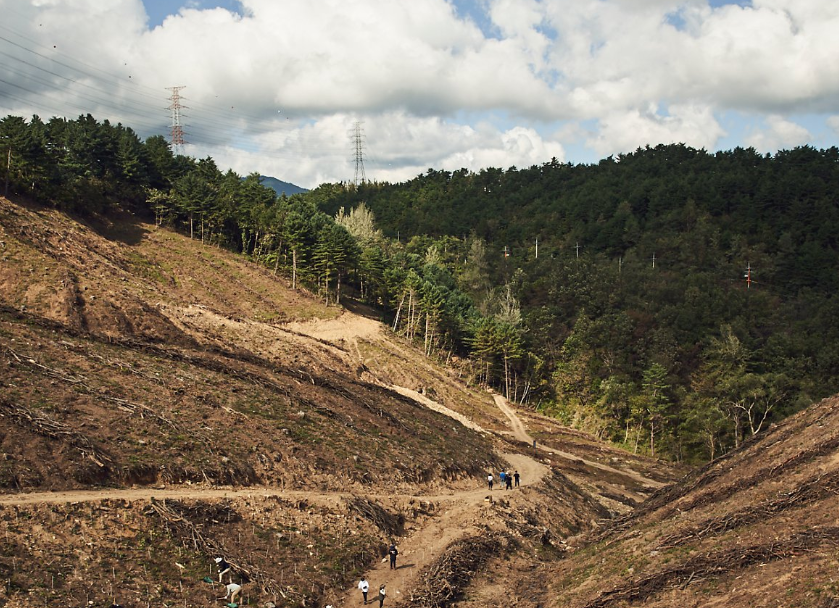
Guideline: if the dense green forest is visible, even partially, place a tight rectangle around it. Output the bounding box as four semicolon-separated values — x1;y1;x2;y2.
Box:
3;113;839;463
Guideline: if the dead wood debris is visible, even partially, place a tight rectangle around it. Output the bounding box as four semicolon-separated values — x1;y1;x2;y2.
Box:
669;433;839;518
0;397;111;468
588;429;839;547
656;469;839;549
406;533;505;608
345;496;404;537
163;499;242;524
4;346;180;431
583;527;839;608
148;498;302;603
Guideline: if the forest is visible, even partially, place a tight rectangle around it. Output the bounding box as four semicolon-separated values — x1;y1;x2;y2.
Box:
3;113;839;463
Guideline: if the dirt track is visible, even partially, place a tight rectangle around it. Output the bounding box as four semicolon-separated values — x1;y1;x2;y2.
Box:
0;389;549;607
493;395;665;491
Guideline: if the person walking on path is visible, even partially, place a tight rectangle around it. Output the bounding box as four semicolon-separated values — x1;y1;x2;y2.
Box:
505;472;513;490
388;543;399;569
377;584;386;607
358;577;370;604
487;473;494;490
514;470;520;487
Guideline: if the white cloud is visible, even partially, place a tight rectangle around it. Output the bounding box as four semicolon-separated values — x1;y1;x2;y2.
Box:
1;0;838;187
204;112;565;187
745;115;811;153
588;103;725;156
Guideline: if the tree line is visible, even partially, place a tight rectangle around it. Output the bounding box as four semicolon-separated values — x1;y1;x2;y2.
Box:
313;144;839;462
5;113;838;463
0;113;508;402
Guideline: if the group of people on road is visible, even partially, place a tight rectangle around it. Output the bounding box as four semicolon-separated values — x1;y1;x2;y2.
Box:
487;470;519;490
358;576;387;607
355;542;397;607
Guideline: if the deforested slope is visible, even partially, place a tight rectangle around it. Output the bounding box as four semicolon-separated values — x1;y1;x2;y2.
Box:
1;195;682;608
550;393;839;608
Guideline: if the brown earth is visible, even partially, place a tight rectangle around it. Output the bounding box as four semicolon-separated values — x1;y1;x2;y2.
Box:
2;194;834;608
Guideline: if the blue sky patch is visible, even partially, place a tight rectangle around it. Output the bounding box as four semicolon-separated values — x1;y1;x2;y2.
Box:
143;0;244;28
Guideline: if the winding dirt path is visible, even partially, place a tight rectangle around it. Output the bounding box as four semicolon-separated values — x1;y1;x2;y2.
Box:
493;394;665;490
0;388;549;608
0;309;659;607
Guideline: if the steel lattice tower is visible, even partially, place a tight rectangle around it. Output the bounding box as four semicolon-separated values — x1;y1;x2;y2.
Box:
166;86;188;154
352;121;366;186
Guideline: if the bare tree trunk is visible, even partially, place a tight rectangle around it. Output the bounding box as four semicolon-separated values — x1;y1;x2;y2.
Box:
292;249;297;290
336;272;341;305
393;293;406;332
503;354;510;399
650;421;656;458
633;423;642;454
407;291;415;339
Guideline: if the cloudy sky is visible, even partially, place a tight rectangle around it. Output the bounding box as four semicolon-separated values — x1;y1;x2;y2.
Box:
1;0;838;189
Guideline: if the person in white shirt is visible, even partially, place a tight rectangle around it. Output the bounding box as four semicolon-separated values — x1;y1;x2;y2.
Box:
358;577;370;604
224;582;242;603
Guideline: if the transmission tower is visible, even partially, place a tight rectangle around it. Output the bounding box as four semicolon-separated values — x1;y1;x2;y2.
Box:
166;86;188;155
351;121;366;186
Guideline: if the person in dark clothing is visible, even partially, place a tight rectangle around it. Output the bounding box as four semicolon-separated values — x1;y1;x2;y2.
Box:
505;472;513;490
389;543;399;569
487;473;494;490
214;557;231;583
377;584;386;607
514;470;520;487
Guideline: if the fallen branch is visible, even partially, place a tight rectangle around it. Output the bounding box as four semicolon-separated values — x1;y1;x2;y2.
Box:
345;496;404;537
583;527;839;608
0;397;111;467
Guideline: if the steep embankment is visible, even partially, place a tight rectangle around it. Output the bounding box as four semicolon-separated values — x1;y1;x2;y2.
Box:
5;195;836;608
548;394;839;608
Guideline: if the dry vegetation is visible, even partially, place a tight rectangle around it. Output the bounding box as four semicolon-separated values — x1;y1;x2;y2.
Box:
2;195;837;608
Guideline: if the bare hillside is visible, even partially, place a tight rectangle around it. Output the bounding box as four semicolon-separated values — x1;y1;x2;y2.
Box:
0;195;682;607
549;394;839;608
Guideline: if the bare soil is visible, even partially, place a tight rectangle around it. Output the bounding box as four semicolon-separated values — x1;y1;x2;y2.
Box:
3;195;834;608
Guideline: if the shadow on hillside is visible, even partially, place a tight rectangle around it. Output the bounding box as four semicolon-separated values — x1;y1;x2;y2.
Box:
342;297;387;322
85;210;150;246
2;193;151;246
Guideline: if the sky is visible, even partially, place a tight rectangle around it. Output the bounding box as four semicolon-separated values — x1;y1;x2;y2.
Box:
1;0;838;189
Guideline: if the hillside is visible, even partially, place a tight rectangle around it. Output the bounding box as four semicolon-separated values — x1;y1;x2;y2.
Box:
312;145;839;463
259;176;308;197
550;393;839;607
0;195;680;608
4;194;838;608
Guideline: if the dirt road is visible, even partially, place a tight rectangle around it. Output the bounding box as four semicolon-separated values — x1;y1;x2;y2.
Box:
0;387;549;608
493;394;665;490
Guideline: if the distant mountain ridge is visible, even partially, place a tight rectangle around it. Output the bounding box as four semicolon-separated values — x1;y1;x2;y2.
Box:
260;175;308;197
